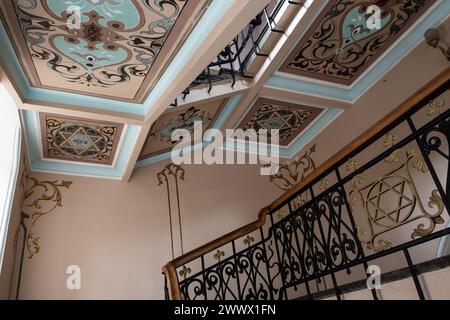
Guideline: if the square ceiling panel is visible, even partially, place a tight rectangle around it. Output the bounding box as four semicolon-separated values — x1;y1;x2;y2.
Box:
0;0;202;102
237;98;323;147
139;98;227;160
279;0;436;85
40;113;124;165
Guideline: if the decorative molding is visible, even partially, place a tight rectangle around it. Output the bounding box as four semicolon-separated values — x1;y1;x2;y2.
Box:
14;155;73;259
0;0;202;102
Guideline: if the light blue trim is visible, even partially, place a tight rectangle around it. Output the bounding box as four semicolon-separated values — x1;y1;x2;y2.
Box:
0;0;240;116
267;1;450;102
266;75;351;101
22;110;141;179
0;21;144;115
221;107;342;158
282;107;342;157
205;94;242;139
136;99;342;166
135;143;205;168
350;0;450;100
140;0;238;114
136;94;243;167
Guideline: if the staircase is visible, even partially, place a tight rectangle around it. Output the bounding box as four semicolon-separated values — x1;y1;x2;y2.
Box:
163;70;450;300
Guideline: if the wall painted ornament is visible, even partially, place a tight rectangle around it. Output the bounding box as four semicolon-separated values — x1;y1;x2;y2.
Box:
280;0;436;85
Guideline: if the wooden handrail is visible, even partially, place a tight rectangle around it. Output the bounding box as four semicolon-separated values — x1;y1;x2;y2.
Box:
162;68;450;300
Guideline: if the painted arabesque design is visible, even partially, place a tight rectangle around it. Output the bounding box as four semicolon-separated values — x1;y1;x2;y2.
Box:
281;0;435;84
139;99;226;161
42;115;123;165
12;0;185;88
270;144;317;192
239;98;323;146
15;156;73;259
151;106;213;143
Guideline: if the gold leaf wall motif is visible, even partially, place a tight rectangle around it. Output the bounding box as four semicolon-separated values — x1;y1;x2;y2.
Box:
270;144;317;192
270;145;318;218
17;156;73;258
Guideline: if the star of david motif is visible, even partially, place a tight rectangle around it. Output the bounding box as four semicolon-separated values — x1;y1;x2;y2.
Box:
256;110;296;131
42;114;123;165
57;127;104;156
238;98;323;146
367;178;415;227
244;104;313;143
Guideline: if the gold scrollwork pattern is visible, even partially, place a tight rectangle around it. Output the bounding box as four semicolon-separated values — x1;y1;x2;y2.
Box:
426;100;445;116
270;144;317;192
18;159;73;258
348;144;444;253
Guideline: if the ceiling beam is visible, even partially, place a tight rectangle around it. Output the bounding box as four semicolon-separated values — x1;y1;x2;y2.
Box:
259;86;352;110
221;0;329;131
123;0;272;182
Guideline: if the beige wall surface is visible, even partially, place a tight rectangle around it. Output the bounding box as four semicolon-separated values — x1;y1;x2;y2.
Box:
13;162;281;300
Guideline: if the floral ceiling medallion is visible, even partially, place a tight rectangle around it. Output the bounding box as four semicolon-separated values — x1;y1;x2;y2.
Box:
280;0;436;85
0;0;203;101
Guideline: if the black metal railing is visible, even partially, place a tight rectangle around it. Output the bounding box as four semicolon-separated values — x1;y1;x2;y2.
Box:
164;76;450;300
171;0;304;106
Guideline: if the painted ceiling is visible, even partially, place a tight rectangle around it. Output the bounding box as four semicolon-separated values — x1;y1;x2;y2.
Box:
140;99;227;160
237;98;323;147
0;0;447;179
279;0;436;85
39;113;123;165
0;0;200;102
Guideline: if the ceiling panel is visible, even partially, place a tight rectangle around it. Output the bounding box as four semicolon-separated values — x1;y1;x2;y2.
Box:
0;0;202;102
237;97;323;147
139;98;227;160
279;0;436;85
40;113;124;165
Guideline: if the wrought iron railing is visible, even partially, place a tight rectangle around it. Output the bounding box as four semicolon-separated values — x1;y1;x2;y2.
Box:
171;0;304;106
163;70;450;300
